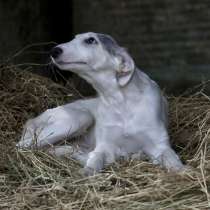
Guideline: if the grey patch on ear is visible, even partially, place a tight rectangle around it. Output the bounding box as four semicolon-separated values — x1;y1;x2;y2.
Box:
97;33;135;87
97;33;120;55
97;33;129;59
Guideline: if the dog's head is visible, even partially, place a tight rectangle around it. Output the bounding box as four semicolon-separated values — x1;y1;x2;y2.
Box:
50;32;135;87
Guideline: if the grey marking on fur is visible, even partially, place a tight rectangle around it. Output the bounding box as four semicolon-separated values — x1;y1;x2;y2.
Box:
97;33;119;55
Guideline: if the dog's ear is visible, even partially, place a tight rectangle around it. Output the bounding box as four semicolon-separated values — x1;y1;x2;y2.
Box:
115;49;135;87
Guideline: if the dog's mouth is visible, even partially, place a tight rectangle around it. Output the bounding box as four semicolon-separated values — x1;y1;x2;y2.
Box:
51;57;87;66
57;61;87;65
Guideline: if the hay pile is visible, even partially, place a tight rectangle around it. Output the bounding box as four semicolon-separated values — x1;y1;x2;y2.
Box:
0;64;210;210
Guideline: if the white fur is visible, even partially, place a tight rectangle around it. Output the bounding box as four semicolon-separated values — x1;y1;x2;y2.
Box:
17;32;184;175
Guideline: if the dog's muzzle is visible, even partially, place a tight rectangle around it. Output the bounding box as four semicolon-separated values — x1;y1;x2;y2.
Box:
50;47;63;59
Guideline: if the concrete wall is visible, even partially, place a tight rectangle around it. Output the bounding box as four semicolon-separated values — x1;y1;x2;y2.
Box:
73;0;210;93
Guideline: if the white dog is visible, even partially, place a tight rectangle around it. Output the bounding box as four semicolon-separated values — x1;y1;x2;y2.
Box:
17;32;184;175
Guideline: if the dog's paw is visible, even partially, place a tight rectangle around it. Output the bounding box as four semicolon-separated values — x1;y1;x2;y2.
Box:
79;167;96;176
178;165;194;173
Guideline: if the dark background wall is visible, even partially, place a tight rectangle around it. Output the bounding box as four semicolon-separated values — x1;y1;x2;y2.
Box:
73;0;210;93
0;0;210;94
0;0;72;60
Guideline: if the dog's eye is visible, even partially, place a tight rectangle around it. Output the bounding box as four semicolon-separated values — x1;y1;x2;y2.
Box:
84;37;98;45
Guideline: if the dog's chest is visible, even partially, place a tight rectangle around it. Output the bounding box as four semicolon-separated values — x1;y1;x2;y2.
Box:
93;97;155;139
92;102;147;154
94;102;140;138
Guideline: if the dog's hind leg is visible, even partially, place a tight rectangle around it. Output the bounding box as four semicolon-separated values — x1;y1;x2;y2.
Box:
17;100;94;149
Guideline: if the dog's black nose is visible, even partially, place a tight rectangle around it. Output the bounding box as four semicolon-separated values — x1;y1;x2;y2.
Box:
50;47;63;59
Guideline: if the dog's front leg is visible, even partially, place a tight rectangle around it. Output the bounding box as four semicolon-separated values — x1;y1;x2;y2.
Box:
82;150;106;176
82;140;117;176
142;127;184;171
47;145;88;165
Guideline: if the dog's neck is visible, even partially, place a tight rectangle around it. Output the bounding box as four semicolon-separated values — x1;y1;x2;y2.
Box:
93;69;146;105
96;82;124;105
94;78;125;105
80;70;126;105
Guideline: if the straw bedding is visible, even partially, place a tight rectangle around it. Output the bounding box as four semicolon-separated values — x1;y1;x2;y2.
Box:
0;64;209;210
